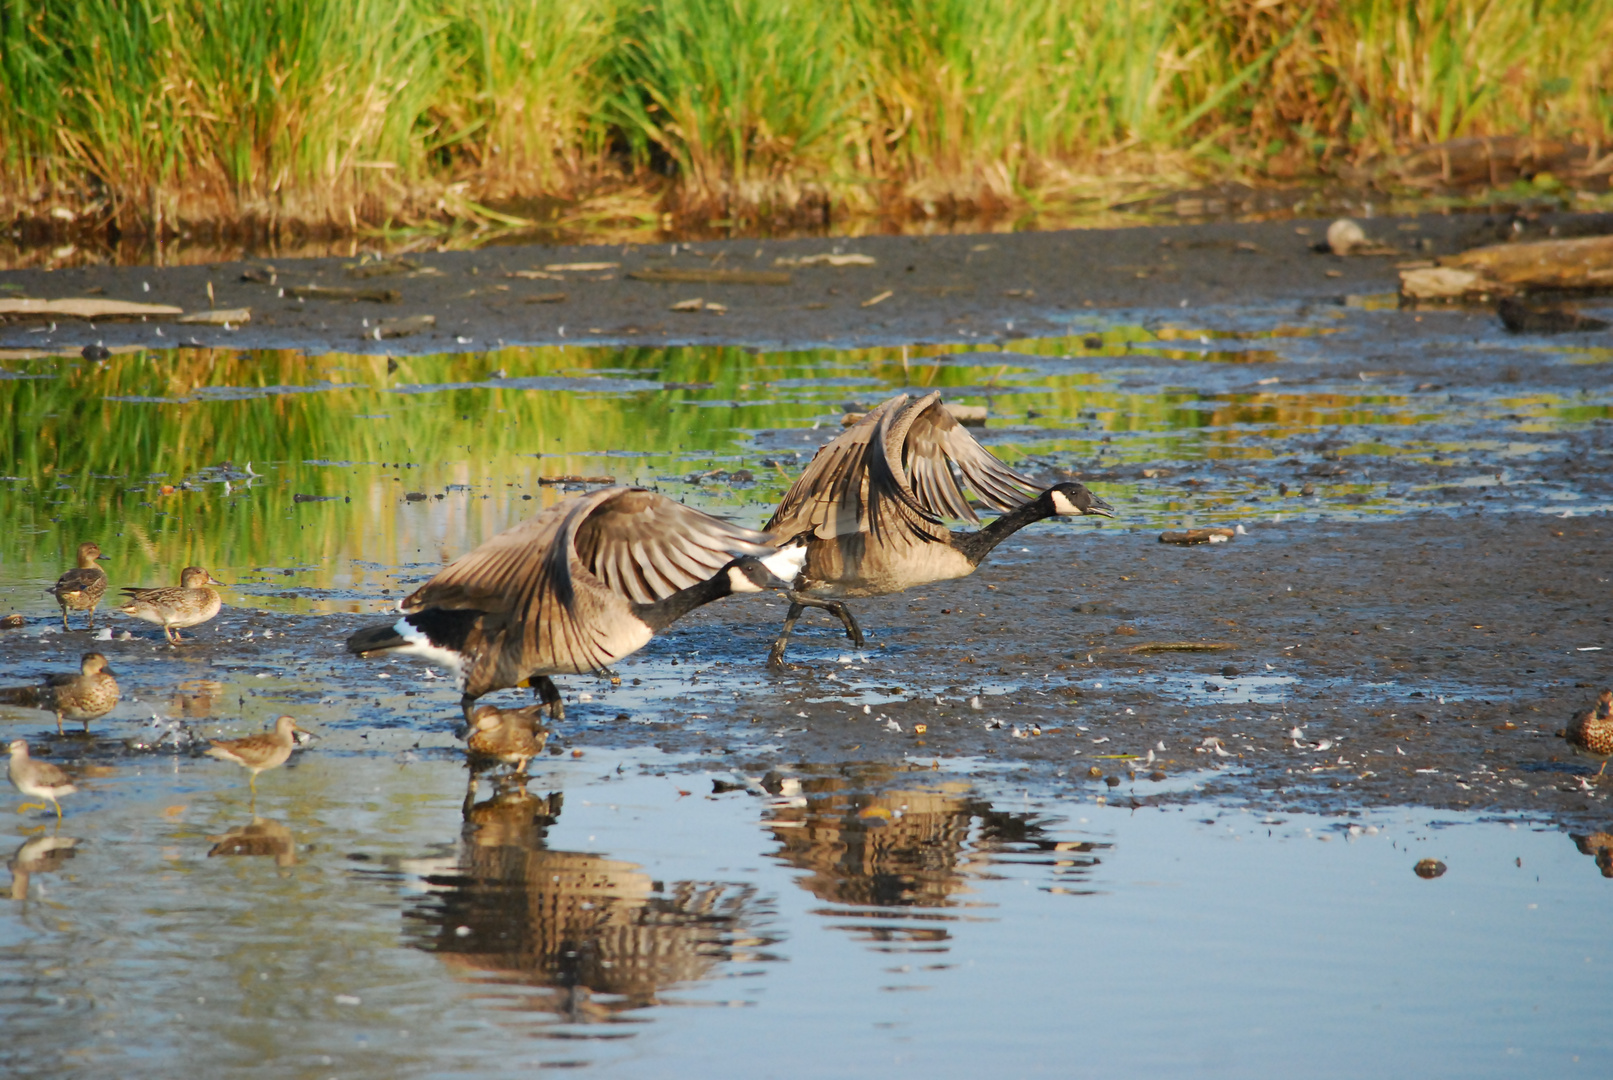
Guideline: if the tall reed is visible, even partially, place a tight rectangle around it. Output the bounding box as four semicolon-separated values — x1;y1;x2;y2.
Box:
1;0;1609;234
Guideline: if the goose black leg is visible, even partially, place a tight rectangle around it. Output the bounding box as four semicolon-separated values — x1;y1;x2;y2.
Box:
767;592;865;669
460;694;477;725
531;676;565;721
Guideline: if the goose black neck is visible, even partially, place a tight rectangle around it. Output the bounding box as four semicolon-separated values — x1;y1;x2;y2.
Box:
953;492;1053;566
634;571;733;631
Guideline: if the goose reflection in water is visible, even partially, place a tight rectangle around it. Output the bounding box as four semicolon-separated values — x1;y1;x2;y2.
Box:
7;833;79;904
763;771;1108;952
404;782;771;1025
208;817;297;871
1570;830;1613;878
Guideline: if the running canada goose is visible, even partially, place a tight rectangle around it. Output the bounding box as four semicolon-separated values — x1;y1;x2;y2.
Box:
346;487;805;720
763;392;1114;667
118;567;225;643
0;652;120;734
46;541;110;630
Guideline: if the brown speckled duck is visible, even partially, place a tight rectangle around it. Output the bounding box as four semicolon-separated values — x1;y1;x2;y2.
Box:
0;652;120;734
118;566;224;643
46;541;110;630
1563;688;1613;778
467;704;549;774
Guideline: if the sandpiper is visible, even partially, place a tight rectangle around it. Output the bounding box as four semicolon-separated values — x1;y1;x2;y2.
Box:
205;716;305;797
7;740;77;819
118;567;224;643
46;541;110;630
1564;688;1613;778
0;652;120;734
467;704;549;774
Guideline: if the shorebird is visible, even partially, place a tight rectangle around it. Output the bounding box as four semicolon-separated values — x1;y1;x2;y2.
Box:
118;566;224;643
1563;688;1613;778
467;704;549;774
206;715;306;799
762;392;1115;667
7;833;79;902
46;541;110;630
7;740;77;818
0;652;120;733
346;487;803;721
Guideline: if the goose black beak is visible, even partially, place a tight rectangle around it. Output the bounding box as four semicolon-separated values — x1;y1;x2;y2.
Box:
1088;497;1117;518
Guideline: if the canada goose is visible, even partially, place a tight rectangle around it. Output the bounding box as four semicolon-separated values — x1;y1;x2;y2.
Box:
0;652;120;734
346;487;806;720
206;716;307;797
763;392;1114;667
1563;688;1613;778
46;541;109;630
7;740;77;819
117;567;225;643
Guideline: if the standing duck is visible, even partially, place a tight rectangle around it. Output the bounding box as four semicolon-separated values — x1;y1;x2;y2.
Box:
118;567;224;643
346;487;804;720
763;392;1114;667
46;541;110;630
0;652;120;733
1563;688;1613;778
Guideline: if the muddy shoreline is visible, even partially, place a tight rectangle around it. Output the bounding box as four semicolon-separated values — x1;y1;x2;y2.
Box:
4;209;1612;357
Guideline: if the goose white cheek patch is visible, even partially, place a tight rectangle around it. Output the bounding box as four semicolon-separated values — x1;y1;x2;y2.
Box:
1049;489;1081;515
760;546;808;581
728;566;764;593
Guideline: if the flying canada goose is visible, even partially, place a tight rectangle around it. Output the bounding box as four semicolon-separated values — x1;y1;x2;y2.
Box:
763;392;1114;667
346;487;805;720
46;541;110;630
0;652;120;734
118;567;225;643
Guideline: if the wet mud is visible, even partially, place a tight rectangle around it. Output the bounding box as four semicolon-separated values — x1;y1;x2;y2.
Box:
4;210;1612;356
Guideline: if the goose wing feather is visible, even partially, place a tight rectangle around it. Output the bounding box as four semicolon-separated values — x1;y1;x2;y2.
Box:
901;393;1042;520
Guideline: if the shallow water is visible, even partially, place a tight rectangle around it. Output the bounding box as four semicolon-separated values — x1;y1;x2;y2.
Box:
3;752;1609;1078
2;299;1611;1075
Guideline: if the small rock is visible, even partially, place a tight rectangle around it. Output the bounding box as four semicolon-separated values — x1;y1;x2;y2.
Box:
0;613;25;629
1104;774;1121;787
1414;858;1447;879
1087;765;1103;778
1221;664;1240;678
81;343;111;361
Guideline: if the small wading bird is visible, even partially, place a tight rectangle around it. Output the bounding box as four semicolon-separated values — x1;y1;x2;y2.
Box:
762;392;1115;667
46;541;110;630
346;487;804;721
1563;688;1613;778
118;566;225;643
7;740;77;819
0;652;120;734
206;715;307;799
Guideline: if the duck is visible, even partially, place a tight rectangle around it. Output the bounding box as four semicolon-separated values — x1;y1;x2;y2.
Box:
0;652;121;734
7;740;77;819
466;704;548;774
763;392;1114;667
205;715;307;798
117;567;224;643
46;541;110;630
1563;688;1613;778
346;487;805;721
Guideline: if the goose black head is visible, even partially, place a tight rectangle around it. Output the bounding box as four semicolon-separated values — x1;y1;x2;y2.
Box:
1045;482;1115;518
724;547;807;594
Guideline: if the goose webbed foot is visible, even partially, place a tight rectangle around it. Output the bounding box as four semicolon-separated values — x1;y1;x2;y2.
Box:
531;676;564;721
767;601;807;671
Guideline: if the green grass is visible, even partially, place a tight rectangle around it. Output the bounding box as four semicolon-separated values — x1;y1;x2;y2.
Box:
1;0;1610;234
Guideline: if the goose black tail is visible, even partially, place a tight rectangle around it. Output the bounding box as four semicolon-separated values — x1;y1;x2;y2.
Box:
346;608;482;656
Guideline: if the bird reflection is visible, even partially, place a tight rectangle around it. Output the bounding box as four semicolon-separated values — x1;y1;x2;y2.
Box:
208;817;297;870
1570;831;1613;878
7;833;79;904
404;782;766;1024
763;771;1107;952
